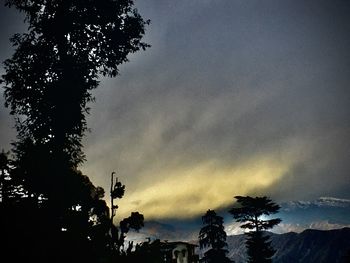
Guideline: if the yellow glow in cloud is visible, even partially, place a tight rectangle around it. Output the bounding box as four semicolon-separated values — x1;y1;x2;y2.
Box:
115;156;292;220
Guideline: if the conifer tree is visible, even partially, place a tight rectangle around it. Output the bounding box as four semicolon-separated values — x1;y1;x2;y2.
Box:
229;196;281;263
199;209;233;263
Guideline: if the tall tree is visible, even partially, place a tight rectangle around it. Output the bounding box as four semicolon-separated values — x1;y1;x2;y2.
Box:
87;174;144;262
1;0;149;262
2;0;149;193
108;172;144;257
199;209;233;263
229;196;281;263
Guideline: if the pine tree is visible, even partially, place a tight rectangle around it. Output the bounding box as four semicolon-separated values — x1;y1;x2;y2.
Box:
199;209;233;263
229;196;281;263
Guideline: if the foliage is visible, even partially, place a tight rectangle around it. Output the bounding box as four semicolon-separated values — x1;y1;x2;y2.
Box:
229;196;281;263
245;231;276;263
2;0;149;168
105;172;144;257
0;150;11;202
199;209;233;263
109;175;145;256
229;196;281;232
0;0;149;262
121;239;163;263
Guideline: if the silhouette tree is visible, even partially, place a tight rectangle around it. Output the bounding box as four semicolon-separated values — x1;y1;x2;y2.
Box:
124;239;163;263
2;0;149;192
199;209;233;263
1;0;149;262
229;196;281;263
108;172;144;257
85;173;144;262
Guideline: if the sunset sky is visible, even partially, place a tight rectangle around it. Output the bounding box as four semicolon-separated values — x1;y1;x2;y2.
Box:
0;0;349;227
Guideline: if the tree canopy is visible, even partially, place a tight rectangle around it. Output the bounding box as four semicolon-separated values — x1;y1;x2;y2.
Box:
199;209;232;263
2;0;149;168
229;196;281;232
229;196;281;263
0;1;149;262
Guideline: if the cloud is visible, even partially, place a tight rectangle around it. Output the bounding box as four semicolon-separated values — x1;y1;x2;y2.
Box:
78;0;350;221
1;0;349;222
114;156;294;220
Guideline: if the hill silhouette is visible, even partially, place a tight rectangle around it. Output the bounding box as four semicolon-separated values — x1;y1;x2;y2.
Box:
226;228;350;263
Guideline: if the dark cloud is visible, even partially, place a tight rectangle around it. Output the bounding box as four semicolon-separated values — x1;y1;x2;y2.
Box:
1;0;349;220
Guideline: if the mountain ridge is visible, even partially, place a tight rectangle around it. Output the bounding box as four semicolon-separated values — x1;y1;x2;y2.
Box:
226;227;350;263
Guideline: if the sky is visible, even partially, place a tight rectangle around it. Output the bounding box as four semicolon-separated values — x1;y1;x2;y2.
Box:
0;0;350;230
